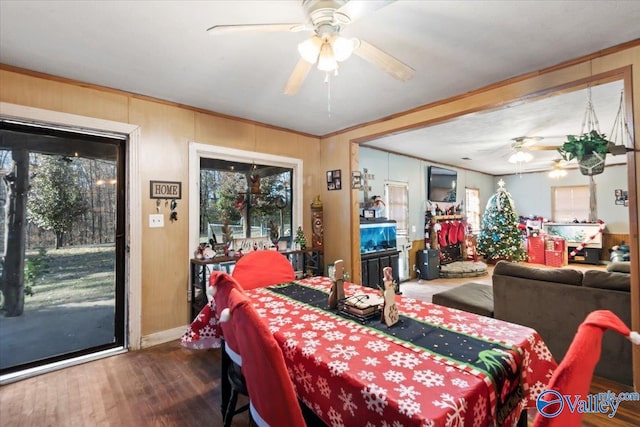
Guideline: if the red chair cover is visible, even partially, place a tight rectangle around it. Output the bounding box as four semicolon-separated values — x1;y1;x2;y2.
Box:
215;273;305;427
232;250;295;290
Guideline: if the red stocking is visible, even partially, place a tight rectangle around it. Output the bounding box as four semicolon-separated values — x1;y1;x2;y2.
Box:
439;222;450;247
458;221;467;244
448;221;459;245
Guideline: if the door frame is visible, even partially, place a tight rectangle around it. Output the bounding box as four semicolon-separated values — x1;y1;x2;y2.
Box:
0;103;142;354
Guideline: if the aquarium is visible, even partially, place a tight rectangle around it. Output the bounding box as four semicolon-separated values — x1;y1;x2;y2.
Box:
360;221;397;254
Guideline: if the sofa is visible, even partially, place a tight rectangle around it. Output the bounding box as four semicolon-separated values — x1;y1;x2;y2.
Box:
492;261;632;385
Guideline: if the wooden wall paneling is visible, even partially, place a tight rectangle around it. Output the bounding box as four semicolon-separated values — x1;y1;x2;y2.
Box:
602;233;631;260
129;98;195;335
194;112;256;151
0;69;129;123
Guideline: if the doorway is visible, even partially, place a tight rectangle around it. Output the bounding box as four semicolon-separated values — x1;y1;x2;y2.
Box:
0;120;127;376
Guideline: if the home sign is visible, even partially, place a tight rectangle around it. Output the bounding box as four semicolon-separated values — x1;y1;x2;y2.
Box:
150;180;182;199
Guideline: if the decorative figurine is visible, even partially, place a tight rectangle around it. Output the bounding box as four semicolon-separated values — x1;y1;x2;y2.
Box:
311;195;323;249
294;226;307;250
328;259;345;309
381;267;399;327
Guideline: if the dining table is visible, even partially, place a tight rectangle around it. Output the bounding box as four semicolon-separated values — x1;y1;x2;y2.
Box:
181;276;557;427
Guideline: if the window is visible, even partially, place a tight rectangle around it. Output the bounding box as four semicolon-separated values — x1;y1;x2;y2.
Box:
465;188;480;233
552;185;590;222
385;182;409;233
200;158;292;243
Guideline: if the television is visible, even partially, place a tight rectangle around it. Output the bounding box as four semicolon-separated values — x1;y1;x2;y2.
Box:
428;166;457;202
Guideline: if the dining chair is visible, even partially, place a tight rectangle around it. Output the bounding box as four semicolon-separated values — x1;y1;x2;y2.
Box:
213;272;306;427
231;250;295;290
532;310;639;427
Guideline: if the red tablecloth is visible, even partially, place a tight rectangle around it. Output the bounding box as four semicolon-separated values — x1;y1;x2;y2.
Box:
181;277;557;427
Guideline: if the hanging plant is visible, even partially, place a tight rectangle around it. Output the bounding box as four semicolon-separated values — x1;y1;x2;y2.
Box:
557;130;610;162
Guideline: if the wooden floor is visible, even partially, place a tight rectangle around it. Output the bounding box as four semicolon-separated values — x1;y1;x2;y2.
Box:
1;340;637;426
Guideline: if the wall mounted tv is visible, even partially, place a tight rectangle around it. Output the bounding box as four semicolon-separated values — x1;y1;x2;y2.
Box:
428;166;457;202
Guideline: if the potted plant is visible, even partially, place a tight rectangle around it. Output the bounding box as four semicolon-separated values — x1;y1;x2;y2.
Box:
557;130;610;175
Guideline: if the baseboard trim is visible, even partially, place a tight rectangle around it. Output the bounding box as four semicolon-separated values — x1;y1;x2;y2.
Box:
141;325;188;349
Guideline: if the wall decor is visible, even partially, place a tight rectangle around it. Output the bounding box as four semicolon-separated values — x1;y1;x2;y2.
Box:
614;189;628;206
351;171;362;189
150;180;182;199
327;169;342;190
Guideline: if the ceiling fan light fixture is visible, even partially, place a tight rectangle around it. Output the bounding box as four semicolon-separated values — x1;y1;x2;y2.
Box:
298;36;322;64
331;36;355;61
317;41;338;72
508;151;533;164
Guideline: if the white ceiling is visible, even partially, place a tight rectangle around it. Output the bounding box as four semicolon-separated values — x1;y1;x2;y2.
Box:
1;0;638;175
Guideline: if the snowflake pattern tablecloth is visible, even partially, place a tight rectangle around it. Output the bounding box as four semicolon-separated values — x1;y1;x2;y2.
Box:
182;277;557;427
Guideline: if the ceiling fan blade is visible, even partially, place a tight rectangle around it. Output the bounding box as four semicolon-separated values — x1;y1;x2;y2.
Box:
284;59;313;96
335;0;396;24
207;23;308;34
608;144;632;155
527;145;562;151
354;39;414;81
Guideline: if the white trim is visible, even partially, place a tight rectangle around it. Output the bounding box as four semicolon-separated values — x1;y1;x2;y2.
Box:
224;343;243;366
0;347;127;385
250;403;269;427
140;325;189;349
188;142;303;293
0;101;142;351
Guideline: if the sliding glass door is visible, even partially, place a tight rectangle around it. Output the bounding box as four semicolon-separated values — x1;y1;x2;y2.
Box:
0;121;126;375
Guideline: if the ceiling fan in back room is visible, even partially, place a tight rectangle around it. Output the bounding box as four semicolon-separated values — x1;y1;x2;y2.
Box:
206;0;414;95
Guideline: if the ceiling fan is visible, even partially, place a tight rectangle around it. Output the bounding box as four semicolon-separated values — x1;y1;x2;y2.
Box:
510;135;630;156
207;0;414;95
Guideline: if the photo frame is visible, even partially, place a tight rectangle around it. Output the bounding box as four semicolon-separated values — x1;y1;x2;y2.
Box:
327;169;342;191
351;171;362;189
614;188;628;205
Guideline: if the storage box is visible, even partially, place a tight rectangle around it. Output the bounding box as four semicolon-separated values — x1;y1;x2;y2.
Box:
545;250;565;267
527;236;545;264
545;237;567;265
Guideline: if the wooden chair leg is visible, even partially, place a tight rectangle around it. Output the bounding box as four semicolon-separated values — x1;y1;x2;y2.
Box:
223;390;239;427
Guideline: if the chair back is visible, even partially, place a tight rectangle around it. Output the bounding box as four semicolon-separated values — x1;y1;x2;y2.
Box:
216;274;305;427
533;310;639;427
232;250;294;290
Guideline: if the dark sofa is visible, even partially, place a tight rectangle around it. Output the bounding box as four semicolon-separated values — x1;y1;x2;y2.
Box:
492;261;632;385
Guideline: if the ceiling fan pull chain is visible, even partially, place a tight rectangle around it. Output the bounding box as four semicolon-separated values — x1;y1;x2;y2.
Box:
325;72;332;116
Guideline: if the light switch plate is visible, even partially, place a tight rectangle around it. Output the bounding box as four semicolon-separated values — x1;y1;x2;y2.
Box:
149;214;164;228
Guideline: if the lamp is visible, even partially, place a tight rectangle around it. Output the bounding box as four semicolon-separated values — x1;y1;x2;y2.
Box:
548;160;567;178
297;35;356;72
317;41;337;72
508;151;533;164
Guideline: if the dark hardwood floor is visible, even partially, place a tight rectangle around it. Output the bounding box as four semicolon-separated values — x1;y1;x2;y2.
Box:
1;340;637;426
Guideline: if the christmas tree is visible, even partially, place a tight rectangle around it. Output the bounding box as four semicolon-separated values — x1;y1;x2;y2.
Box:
477;180;526;262
294;226;307;249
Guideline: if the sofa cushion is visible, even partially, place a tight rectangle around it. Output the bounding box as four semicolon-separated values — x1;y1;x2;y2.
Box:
492;260;583;286
432;282;494;317
606;261;631;274
582;270;630;291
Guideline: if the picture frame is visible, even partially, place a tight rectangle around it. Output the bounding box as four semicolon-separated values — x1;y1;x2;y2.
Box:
351;171;362;189
614;188;628;205
327;169;342;191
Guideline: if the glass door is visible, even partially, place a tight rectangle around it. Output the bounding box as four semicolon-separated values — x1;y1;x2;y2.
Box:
0;121;126;375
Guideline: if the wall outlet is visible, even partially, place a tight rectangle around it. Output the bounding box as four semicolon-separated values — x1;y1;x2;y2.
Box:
149;214;164;228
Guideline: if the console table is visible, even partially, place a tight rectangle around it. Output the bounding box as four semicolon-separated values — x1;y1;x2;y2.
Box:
543;222;603;264
189;249;323;320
